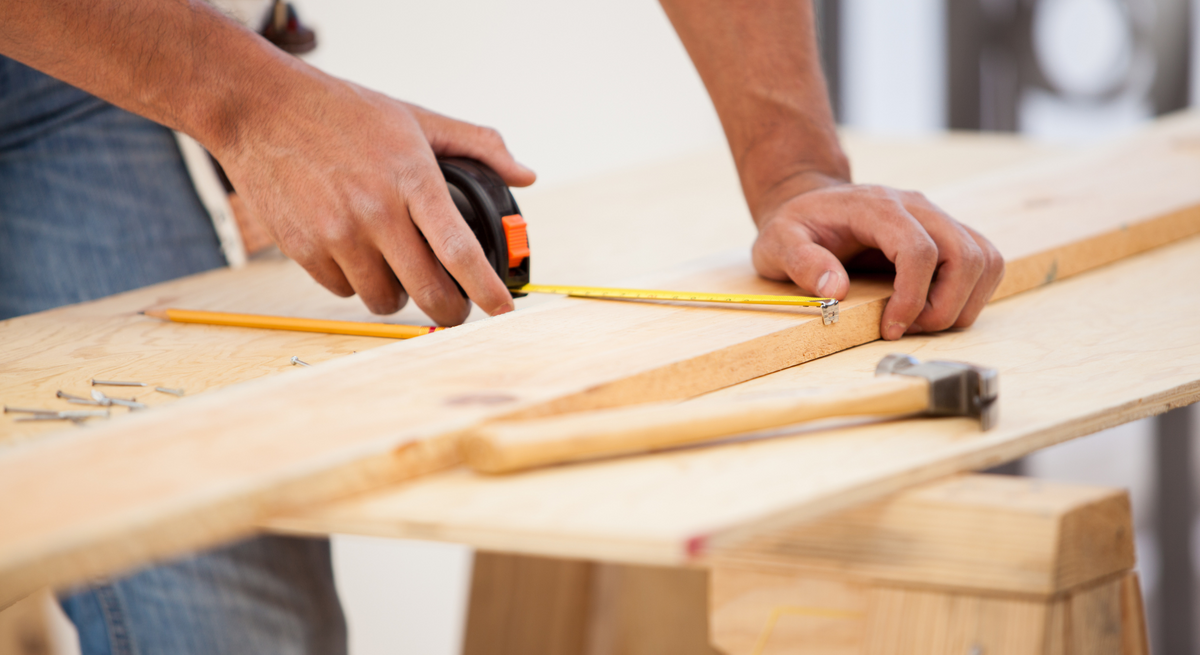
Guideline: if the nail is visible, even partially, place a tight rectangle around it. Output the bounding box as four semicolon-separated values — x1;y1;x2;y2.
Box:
291;356;312;367
817;270;837;297
92;380;147;387
58;390;104;406
90;389;147;410
886;321;907;340
905;323;924;334
155;387;186;396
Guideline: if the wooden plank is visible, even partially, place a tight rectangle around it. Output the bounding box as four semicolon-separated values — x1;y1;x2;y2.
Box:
709;569;868;655
461;552;594;655
271;234;1200;566
710;474;1134;596
933;110;1200;300
463;554;719;655
3;114;1200;605
466;474;1131;655
5;126;1034;449
0;256;424;447
583;562;717;655
713;573;1143;655
0;589;58;655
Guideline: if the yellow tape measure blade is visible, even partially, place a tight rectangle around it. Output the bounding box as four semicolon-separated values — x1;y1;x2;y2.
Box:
516;284;839;325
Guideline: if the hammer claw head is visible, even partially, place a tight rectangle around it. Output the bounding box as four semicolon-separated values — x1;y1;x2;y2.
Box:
875;353;920;376
877;354;1000;431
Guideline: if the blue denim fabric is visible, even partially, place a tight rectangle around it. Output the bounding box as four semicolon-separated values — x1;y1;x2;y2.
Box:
0;55;347;654
60;537;347;655
0;55;225;318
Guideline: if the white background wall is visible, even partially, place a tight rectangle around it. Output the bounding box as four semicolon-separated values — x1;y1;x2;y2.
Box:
303;0;725;188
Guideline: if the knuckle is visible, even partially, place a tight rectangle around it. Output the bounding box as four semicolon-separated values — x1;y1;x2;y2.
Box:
986;247;1006;273
910;238;939;270
959;240;986;277
432;229;476;268
316;219;357;250
924;312;957;332
476;125;504;146
367;297;402;315
408;277;455;309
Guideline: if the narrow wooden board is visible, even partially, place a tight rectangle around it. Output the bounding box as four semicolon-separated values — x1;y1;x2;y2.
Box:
269;235;1200;567
932;111;1200;300
0;129;1052;448
3;114;1200;606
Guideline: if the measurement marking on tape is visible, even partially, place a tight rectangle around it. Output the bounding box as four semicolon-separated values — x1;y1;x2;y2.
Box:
515;284;840;325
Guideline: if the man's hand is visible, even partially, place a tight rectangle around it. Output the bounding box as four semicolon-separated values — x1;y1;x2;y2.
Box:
216;77;535;325
751;177;1004;340
660;0;1005;340
0;0;534;326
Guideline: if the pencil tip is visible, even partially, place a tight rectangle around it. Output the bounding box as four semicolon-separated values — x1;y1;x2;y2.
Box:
143;309;168;320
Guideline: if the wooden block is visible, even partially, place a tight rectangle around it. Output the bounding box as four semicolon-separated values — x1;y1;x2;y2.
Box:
0;589;68;655
709;569;867;655
584;563;718;655
709;475;1146;655
462;552;594;655
6;112;1200;604
711;568;1146;655
463;553;719;655
712;474;1134;595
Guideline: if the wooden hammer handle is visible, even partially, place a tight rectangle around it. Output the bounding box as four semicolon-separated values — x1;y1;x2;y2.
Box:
462;375;930;474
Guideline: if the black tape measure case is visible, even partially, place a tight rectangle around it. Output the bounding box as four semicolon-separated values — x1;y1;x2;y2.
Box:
438;157;531;298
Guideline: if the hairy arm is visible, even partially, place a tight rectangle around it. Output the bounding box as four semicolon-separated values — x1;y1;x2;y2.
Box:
659;0;1004;339
0;0;534;325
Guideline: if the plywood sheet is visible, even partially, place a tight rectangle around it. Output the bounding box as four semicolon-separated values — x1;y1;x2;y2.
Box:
270;235;1200;566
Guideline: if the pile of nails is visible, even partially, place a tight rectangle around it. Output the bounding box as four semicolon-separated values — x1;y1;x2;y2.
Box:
4;379;185;424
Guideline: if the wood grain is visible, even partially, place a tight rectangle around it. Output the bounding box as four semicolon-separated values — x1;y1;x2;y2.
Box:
712;474;1134;596
3;116;1199;605
272;234;1200;566
708;474;1143;655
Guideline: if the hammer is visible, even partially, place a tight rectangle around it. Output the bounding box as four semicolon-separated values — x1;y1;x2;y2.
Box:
462;354;998;474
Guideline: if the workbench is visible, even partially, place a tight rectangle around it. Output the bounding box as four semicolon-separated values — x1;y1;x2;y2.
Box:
3;121;1199;654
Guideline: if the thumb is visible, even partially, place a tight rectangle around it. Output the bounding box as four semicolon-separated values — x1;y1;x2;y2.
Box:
752;226;850;300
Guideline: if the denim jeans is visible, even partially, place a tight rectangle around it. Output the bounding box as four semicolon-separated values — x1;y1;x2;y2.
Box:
0;55;347;654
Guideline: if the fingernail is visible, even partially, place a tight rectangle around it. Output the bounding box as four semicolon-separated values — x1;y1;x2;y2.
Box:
817;270;835;297
493;301;515;315
885;321;907;340
515;161;536;177
905;323;924;334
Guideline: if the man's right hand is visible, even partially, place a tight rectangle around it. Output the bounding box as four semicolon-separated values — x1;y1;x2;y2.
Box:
215;75;536;326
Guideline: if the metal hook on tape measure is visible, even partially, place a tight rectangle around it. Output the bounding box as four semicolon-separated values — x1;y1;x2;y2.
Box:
437;157;840;325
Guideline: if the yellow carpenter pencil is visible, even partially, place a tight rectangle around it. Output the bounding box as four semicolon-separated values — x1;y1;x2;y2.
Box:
143;308;445;339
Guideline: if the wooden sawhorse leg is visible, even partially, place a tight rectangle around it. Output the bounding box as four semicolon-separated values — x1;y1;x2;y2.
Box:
463;474;1148;655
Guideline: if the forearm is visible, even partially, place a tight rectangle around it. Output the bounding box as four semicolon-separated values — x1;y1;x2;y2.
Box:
658;0;850;220
0;0;309;157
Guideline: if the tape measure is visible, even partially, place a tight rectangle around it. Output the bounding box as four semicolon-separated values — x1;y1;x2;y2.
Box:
438;157;840;325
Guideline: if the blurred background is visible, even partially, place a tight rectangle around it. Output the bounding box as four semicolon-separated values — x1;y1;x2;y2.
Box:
297;1;1200;654
12;1;1198;654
